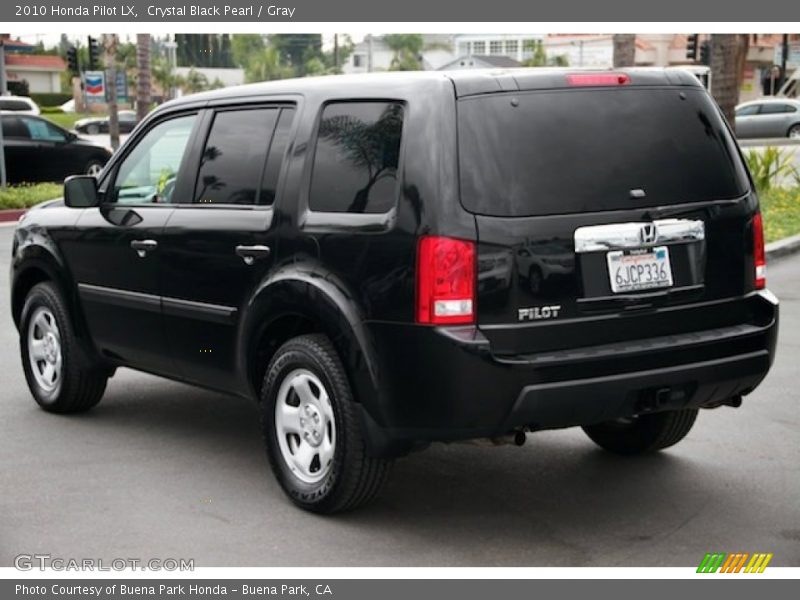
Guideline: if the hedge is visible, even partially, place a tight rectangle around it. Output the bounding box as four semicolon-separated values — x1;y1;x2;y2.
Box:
29;93;73;107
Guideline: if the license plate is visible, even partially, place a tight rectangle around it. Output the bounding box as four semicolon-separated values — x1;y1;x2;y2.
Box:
607;246;673;293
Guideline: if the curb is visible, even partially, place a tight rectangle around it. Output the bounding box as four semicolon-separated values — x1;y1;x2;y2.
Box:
766;233;800;260
0;208;26;223
738;138;800;147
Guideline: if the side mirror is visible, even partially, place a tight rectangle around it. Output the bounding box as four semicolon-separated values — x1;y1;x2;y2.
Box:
64;175;100;208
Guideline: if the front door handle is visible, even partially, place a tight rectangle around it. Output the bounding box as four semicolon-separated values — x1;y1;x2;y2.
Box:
235;244;271;265
131;239;158;258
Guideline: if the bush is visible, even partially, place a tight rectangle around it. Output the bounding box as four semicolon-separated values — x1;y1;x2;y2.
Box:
0;183;62;209
745;146;797;192
29;92;72;107
40;106;65;114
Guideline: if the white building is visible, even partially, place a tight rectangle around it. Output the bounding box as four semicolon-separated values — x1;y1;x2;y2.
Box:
344;34;455;73
4;54;65;94
453;34;545;63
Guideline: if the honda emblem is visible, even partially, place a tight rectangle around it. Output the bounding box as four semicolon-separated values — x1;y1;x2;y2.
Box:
640;223;658;245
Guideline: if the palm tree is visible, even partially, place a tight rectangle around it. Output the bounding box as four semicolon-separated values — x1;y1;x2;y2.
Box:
136;34;151;121
613;34;637;68
710;34;750;129
245;46;294;82
151;57;178;101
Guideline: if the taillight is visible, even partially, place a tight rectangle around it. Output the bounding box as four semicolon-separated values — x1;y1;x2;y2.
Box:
416;236;475;325
753;212;766;290
566;73;631;87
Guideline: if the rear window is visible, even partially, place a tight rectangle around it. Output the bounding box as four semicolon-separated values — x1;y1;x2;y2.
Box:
458;88;749;217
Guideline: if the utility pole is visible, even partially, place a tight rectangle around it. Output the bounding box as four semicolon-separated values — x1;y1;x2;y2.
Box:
334;33;339;70
103;34;120;150
0;38;7;188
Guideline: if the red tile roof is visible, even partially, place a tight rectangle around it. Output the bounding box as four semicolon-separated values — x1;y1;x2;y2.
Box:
4;54;66;70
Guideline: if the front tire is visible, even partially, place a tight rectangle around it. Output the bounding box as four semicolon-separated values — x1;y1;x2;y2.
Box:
261;334;392;513
789;124;800;139
20;282;107;413
582;409;699;455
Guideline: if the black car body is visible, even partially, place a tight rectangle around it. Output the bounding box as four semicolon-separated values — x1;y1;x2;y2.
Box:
10;70;778;513
74;110;138;135
1;114;112;183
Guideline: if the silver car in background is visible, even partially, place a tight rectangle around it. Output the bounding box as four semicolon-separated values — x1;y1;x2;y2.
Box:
734;98;800;139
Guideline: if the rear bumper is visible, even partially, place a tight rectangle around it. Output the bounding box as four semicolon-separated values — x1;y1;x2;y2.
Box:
362;290;778;447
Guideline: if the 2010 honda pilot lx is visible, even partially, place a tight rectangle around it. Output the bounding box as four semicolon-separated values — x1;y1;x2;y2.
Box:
10;69;779;513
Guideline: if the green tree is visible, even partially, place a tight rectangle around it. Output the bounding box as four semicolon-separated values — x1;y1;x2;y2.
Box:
244;46;294;83
151;57;179;100
384;34;425;71
181;68;209;94
269;34;323;75
231;34;266;67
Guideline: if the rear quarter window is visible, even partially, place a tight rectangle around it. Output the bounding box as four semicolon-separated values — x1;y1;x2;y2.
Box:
458;88;750;217
309;101;404;214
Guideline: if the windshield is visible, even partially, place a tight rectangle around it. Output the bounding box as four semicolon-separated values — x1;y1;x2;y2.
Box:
458;88;750;217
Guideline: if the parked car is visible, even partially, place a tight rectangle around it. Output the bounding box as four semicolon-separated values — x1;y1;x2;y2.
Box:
1;114;112;183
74;110;138;135
734;98;800;139
0;95;40;115
11;70;778;514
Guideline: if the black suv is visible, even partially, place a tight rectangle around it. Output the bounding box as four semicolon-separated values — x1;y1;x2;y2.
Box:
10;70;779;513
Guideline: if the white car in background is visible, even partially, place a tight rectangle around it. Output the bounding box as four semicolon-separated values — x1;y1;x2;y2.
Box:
0;95;41;115
735;98;800;139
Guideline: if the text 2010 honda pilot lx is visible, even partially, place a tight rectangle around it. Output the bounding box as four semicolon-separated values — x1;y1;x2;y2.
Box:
10;70;779;513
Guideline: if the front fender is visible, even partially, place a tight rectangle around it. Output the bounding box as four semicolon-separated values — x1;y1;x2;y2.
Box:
11;224;72;328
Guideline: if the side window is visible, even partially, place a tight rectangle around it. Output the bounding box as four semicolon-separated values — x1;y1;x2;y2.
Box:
194;108;278;205
113;114;197;204
309;101;404;214
1;116;30;138
736;105;760;117
21;117;67;142
259;108;295;206
760;104;792;115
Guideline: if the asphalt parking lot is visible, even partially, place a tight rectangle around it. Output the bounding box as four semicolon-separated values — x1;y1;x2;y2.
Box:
0;224;798;567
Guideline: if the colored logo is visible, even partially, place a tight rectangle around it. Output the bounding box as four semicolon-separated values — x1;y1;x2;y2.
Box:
697;552;773;573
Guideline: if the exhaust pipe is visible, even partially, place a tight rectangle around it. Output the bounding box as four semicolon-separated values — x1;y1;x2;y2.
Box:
461;430;527;447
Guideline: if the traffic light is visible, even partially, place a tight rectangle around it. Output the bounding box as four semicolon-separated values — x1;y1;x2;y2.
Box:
66;46;79;74
88;36;100;70
686;34;699;61
699;41;711;66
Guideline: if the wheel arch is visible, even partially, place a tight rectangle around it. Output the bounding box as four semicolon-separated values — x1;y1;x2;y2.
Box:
239;266;382;414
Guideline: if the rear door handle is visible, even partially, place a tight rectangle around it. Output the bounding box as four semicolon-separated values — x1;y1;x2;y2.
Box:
130;239;158;257
235;245;271;265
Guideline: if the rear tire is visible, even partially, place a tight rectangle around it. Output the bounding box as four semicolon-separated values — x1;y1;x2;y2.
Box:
260;334;392;513
86;123;100;135
582;409;698;455
20;282;107;413
85;160;104;177
789;124;800;139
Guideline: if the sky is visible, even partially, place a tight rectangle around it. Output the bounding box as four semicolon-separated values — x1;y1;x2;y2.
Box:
15;33;352;51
